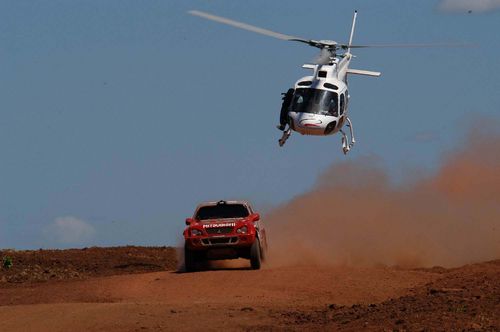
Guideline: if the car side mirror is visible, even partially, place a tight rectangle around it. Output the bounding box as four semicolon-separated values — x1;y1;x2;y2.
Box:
250;213;260;222
185;218;195;225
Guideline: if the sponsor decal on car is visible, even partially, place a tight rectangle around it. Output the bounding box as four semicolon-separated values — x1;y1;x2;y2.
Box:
202;223;236;228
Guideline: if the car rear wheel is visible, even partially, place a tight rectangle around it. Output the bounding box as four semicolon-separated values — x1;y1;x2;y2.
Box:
250;239;261;270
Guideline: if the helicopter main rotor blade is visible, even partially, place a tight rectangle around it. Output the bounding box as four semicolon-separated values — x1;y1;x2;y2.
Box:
343;42;472;49
188;10;310;44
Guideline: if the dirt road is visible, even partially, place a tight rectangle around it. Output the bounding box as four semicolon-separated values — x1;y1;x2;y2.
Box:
0;263;437;331
1;248;498;331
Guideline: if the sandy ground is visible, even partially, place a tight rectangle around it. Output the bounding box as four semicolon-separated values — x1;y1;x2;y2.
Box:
0;249;498;331
0;265;436;331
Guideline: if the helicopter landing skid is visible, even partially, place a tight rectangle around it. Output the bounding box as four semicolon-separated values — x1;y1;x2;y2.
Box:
340;117;356;155
278;127;292;147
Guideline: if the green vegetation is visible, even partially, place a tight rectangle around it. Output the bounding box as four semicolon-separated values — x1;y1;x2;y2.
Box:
2;256;13;269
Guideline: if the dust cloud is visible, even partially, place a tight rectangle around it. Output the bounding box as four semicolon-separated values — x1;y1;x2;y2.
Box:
266;122;500;268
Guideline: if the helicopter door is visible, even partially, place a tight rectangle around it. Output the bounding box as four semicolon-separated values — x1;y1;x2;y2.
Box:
339;93;345;116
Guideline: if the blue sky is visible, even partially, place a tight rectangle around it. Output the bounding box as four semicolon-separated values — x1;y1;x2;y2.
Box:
1;0;499;249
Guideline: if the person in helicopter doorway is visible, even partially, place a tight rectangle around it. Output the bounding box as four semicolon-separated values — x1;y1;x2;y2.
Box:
277;88;294;131
327;94;338;117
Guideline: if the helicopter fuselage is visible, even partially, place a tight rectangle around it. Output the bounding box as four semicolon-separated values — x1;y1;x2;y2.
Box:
287;57;350;137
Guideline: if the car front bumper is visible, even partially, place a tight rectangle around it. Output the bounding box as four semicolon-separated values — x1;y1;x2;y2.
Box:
185;233;256;250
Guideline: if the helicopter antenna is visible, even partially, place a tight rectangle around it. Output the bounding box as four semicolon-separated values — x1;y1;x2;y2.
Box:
347;10;358;54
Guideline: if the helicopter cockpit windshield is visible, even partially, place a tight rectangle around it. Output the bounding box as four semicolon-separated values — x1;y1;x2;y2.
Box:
290;88;338;116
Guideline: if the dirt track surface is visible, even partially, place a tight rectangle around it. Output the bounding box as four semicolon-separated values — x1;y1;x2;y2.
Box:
0;248;499;331
0;246;177;283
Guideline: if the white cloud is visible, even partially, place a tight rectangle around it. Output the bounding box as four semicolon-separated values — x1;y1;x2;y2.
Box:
439;0;500;12
44;216;95;244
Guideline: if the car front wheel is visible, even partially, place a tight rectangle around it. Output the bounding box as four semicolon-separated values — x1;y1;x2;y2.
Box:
184;246;197;272
250;239;261;270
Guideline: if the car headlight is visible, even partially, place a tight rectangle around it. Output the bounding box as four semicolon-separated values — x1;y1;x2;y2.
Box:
236;226;248;234
190;229;203;236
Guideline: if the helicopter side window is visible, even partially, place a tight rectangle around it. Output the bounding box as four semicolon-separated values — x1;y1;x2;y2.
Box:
340;94;345;115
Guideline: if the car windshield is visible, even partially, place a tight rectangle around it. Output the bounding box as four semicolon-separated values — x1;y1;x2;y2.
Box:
196;204;249;220
290;88;338;116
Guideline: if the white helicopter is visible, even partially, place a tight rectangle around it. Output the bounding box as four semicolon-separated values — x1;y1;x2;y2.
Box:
189;10;462;154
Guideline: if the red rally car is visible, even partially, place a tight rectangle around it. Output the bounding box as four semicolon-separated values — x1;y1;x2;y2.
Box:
183;200;267;271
